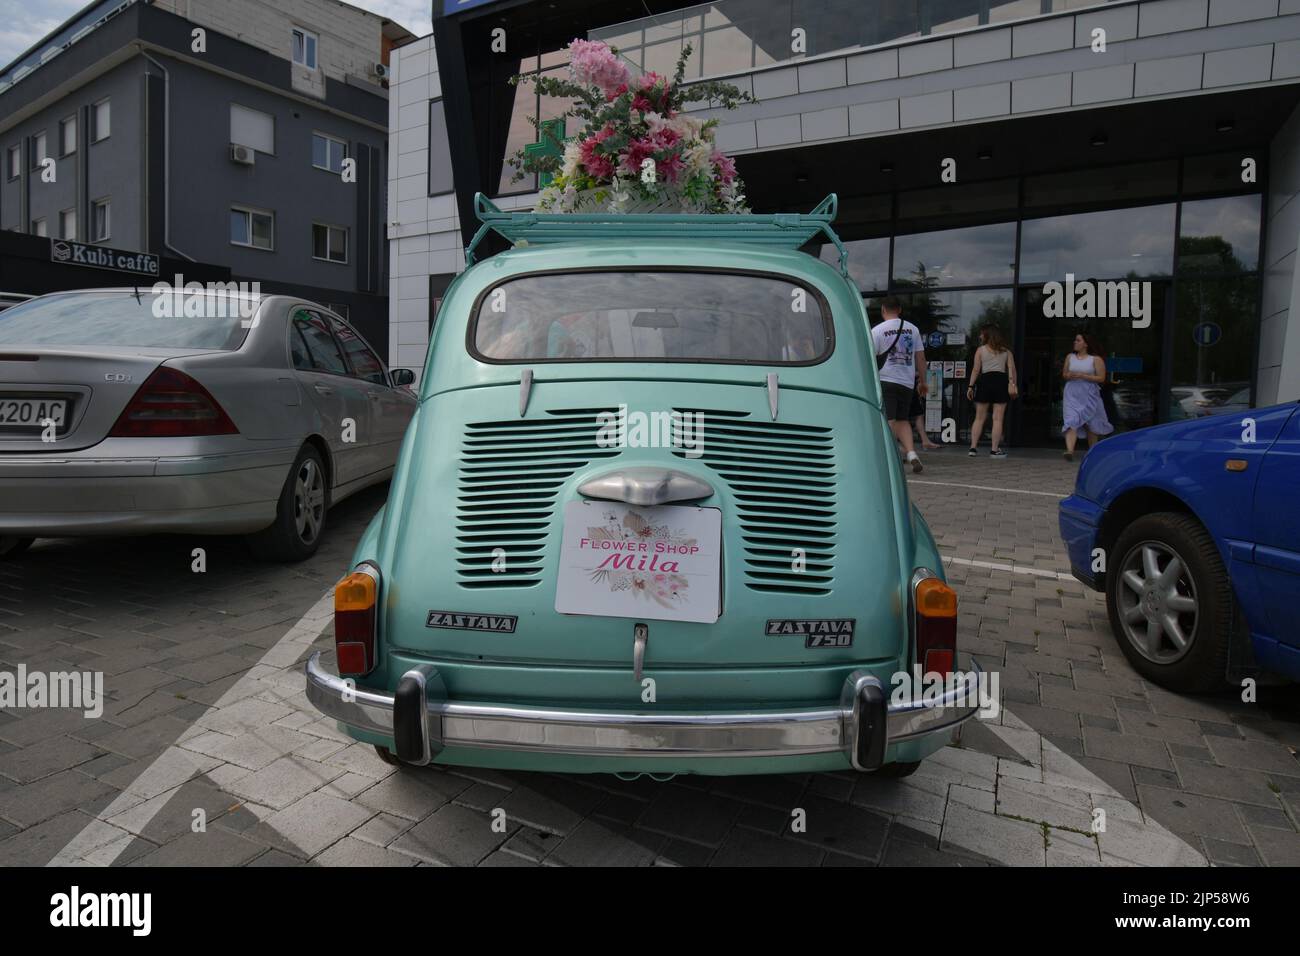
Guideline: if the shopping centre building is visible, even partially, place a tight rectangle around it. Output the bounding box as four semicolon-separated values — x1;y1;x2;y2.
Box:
389;0;1300;444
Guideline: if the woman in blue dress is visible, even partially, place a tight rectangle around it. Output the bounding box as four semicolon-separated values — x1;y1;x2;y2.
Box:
1061;332;1113;461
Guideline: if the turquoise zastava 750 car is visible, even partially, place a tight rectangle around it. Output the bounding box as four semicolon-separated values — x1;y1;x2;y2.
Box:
306;194;984;779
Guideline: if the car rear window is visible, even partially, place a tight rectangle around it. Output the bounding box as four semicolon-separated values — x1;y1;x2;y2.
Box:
0;291;252;350
471;270;831;364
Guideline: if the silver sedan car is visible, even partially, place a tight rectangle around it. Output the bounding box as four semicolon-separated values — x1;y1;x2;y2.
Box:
0;288;417;561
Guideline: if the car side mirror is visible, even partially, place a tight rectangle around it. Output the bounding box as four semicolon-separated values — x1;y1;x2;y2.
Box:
391;368;415;386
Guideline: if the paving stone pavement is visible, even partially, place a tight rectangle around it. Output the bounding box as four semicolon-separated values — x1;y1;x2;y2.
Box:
1;449;1298;867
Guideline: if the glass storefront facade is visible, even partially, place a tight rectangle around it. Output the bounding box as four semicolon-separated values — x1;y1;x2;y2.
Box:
589;0;1114;81
819;156;1264;446
492;1;1118;196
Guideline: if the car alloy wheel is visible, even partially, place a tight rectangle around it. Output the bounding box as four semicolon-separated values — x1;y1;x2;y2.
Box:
1115;539;1199;664
294;458;325;546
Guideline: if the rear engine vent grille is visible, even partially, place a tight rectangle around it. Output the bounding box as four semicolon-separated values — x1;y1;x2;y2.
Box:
674;408;836;596
457;408;620;588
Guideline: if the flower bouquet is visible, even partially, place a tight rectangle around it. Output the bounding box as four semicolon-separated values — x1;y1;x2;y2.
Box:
508;39;755;214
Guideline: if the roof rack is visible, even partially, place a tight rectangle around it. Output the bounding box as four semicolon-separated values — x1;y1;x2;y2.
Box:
465;192;849;276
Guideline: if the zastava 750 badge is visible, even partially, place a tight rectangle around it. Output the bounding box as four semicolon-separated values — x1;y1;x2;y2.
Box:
766;618;855;648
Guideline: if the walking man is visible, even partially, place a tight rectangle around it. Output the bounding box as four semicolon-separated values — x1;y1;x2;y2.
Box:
872;296;927;473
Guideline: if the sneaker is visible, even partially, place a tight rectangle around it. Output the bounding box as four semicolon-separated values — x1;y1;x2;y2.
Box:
968;448;978;457
990;449;1007;458
1063;451;1074;462
908;453;923;474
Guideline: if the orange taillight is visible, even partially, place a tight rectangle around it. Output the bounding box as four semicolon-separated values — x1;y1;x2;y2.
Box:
915;578;958;618
915;575;958;676
335;568;378;676
336;571;377;612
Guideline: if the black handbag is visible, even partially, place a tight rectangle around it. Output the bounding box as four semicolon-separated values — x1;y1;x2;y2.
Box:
876;318;905;371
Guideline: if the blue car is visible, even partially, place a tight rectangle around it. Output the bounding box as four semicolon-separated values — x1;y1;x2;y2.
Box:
1060;401;1300;692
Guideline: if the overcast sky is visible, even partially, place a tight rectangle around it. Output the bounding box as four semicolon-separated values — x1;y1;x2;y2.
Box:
0;0;433;71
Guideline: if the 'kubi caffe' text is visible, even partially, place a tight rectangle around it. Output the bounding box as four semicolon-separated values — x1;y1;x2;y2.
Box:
578;536;700;573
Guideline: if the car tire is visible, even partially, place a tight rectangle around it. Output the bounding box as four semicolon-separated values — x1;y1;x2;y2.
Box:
873;761;920;778
1105;512;1233;694
374;745;406;767
247;445;328;563
0;537;33;560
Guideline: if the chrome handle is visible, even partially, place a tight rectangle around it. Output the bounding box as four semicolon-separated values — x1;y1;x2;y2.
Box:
633;623;648;682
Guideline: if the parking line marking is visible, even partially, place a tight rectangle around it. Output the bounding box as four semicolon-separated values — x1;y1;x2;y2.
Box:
942;555;1077;582
48;590;335;867
968;717;1206;866
909;479;1067;499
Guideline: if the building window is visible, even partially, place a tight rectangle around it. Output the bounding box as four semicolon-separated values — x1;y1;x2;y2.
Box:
59;115;76;156
428;99;454;196
292;28;318;70
91;199;110;242
1019;204;1176;284
496;51;572;195
91;98;110;142
231;206;274;250
230;104;275;155
31;131;47;169
312;223;348;263
312;132;347;173
30;219;46;237
892;221;1018;288
6;146;18;180
59;208;76;240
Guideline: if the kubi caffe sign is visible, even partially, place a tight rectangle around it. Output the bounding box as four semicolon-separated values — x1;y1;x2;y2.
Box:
50;239;159;277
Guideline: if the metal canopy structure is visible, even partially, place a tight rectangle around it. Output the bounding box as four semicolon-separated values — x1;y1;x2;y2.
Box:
465;192;849;276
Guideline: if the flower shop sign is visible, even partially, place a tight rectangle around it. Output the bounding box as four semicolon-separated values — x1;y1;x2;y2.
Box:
555;500;722;624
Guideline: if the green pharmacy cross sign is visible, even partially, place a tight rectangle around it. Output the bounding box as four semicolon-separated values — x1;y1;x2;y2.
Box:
523;118;566;188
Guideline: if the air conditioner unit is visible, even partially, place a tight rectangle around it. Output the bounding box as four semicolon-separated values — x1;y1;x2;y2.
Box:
371;62;389;79
229;144;255;166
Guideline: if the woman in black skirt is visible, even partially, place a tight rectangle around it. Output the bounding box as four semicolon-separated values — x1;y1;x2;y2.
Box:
966;325;1017;458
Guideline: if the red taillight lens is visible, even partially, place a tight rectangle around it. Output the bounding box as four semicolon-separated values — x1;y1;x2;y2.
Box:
915;576;958;676
108;366;238;437
335;568;378;676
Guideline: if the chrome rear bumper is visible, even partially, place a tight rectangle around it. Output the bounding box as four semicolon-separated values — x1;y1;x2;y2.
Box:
305;652;982;771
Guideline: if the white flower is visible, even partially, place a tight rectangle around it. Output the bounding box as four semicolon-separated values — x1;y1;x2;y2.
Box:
560;141;582;181
683;140;712;177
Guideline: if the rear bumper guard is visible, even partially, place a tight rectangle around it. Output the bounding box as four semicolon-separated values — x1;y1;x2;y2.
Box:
304;652;982;771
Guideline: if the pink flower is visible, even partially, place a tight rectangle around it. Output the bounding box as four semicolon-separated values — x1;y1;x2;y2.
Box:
639;71;664;92
568;39;629;96
652;126;680;149
712;150;737;184
658;151;685;183
605;82;628;102
578;125;616;179
619;136;655;175
631;94;654;114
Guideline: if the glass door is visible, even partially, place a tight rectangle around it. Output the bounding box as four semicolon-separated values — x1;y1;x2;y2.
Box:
1014;283;1168;446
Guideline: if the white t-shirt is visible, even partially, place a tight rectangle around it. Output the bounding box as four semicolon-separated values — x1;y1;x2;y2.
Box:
872;318;922;388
